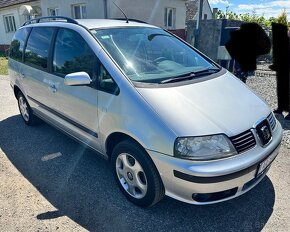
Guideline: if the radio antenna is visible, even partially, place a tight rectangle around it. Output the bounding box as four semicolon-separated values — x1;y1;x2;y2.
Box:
112;1;129;23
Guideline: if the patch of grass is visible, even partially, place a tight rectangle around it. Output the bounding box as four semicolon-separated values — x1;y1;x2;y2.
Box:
0;57;8;75
0;51;7;57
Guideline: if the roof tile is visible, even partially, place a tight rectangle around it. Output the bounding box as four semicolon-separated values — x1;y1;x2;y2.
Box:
0;0;35;9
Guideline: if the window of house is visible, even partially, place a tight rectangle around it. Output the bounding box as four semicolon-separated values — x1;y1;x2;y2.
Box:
24;27;54;71
72;4;87;19
24;15;33;21
164;8;176;29
48;8;59;16
4;15;16;33
9;27;31;62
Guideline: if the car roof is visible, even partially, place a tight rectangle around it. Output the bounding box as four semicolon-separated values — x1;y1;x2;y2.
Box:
22;18;159;30
76;19;158;30
21;18;160;31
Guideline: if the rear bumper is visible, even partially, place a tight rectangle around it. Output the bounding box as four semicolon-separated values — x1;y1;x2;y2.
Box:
147;122;283;205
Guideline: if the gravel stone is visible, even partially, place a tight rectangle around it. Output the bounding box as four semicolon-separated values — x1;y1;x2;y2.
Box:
247;64;290;149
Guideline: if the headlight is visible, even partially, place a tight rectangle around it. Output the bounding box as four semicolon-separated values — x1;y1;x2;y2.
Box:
174;134;237;161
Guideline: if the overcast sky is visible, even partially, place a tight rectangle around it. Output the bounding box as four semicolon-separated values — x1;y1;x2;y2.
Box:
209;0;290;19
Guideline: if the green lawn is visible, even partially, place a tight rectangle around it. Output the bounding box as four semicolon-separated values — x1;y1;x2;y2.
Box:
0;57;8;75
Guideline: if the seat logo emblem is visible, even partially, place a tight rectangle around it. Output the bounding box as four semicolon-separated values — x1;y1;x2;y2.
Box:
261;125;271;141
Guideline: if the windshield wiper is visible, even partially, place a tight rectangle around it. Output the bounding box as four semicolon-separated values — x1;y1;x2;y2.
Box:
160;68;220;84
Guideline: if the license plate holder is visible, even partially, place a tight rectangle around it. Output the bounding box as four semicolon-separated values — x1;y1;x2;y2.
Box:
256;151;278;177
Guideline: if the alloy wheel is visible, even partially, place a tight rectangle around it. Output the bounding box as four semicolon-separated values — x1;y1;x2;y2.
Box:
18;96;29;122
116;153;148;199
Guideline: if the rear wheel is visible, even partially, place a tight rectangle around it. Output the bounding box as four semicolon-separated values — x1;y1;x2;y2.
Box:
111;140;165;207
17;92;39;126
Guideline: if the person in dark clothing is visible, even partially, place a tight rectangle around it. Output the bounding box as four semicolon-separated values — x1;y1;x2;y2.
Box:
233;61;250;83
225;23;271;83
271;23;290;120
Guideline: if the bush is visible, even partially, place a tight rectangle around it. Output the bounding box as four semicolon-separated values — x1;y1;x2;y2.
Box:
0;51;6;58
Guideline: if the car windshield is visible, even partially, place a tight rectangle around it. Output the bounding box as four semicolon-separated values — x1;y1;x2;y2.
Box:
91;27;218;84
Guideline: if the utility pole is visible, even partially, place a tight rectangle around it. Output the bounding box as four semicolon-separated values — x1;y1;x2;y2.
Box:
103;0;108;19
195;0;204;47
197;0;203;30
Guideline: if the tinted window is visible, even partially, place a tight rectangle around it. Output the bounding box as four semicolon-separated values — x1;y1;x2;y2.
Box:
9;28;31;62
53;28;96;77
24;27;54;70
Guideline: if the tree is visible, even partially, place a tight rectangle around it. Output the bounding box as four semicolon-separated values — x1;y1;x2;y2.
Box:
267;17;278;27
277;10;288;26
216;9;289;29
216;10;226;19
239;13;251;22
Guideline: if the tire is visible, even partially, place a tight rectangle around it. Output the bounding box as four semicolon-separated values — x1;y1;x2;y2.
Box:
17;92;39;126
111;140;165;207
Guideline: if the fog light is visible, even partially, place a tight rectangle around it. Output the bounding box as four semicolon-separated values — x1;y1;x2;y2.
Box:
192;187;238;202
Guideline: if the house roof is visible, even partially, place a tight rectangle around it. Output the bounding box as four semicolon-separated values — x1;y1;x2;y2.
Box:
0;0;36;9
186;0;199;22
186;0;213;22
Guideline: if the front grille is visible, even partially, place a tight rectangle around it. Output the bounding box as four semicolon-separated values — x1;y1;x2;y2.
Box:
230;130;256;153
267;113;276;131
256;119;272;146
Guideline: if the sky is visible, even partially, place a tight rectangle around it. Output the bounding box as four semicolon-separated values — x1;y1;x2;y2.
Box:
208;0;290;19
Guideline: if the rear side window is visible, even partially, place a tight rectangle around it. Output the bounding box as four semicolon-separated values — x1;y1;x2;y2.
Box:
9;27;31;62
53;28;96;77
24;27;54;71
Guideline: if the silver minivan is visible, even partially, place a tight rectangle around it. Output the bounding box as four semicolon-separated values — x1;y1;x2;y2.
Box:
9;17;283;207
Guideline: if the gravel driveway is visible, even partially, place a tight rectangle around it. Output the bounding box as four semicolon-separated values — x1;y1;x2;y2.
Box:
0;71;290;232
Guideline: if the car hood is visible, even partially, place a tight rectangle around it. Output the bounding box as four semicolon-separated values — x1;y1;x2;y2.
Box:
136;71;270;137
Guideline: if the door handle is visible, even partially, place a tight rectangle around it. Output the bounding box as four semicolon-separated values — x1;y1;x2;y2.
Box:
49;83;57;93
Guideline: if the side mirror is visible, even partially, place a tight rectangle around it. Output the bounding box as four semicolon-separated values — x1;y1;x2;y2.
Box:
64;72;92;86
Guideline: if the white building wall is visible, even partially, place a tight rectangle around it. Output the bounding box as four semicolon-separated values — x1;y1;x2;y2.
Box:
202;0;213;20
41;0;186;29
0;0;186;45
193;0;213;20
0;1;40;45
41;0;105;18
107;0;186;29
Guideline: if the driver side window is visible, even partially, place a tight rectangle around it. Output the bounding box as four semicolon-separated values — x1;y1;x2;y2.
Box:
53;27;118;93
53;28;97;82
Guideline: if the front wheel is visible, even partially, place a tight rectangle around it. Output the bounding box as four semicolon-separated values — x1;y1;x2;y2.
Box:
111;140;165;207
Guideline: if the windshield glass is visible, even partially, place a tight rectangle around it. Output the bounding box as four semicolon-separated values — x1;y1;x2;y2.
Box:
91;27;218;83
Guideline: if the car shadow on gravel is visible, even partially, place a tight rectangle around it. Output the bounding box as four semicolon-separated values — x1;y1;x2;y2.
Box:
0;115;276;232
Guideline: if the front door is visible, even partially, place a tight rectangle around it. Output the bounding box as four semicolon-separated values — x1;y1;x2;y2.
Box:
47;28;101;151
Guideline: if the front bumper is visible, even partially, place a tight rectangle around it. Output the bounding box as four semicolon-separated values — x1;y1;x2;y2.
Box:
147;122;283;205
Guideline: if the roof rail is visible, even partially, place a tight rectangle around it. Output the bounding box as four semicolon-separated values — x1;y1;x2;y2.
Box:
22;16;78;26
112;18;148;24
